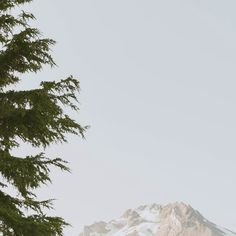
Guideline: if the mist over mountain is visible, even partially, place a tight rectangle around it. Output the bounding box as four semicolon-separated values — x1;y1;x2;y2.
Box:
79;202;235;236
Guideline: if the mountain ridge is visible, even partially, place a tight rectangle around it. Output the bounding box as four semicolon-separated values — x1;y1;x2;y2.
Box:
79;202;236;236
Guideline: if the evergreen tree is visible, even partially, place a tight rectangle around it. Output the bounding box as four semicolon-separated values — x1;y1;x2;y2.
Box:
0;0;86;235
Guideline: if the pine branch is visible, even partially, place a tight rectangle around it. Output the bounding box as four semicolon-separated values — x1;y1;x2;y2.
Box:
0;1;33;12
0;151;70;198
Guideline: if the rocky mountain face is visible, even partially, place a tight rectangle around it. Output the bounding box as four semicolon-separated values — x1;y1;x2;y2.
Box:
79;202;236;236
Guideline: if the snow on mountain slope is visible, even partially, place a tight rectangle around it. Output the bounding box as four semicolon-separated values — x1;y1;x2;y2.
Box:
79;202;236;236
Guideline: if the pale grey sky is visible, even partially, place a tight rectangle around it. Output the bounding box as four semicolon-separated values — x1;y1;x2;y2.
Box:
16;0;236;235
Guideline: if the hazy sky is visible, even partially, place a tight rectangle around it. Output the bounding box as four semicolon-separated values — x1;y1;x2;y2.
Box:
15;0;236;235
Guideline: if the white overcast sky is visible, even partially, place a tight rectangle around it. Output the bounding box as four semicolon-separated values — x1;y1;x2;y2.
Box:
15;0;236;235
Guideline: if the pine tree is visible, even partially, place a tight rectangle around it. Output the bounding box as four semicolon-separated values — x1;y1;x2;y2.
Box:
0;1;86;235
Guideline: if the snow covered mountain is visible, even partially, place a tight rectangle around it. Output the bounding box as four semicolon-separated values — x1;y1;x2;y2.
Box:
79;202;236;236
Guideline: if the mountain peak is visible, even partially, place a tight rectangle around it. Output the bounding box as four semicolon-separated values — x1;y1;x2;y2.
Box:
80;202;236;236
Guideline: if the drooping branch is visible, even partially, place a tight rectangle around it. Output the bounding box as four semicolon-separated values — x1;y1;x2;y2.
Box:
0;76;86;149
0;151;70;198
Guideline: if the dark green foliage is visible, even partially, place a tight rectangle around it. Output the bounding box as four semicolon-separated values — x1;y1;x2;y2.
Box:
0;1;86;235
